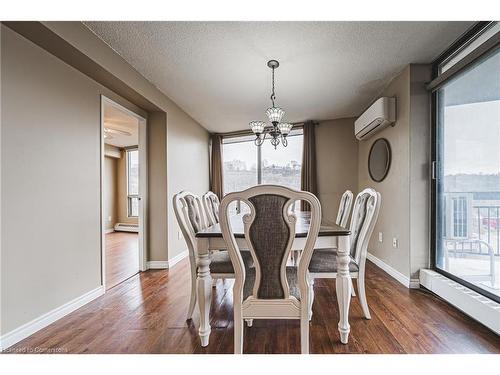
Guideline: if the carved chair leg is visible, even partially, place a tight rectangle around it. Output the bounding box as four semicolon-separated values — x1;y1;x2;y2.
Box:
308;277;315;321
357;276;371;320
300;314;310;354
234;317;244;354
187;266;197;320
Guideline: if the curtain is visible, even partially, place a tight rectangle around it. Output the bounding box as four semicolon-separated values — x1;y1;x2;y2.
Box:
210;134;224;200
301;121;318;211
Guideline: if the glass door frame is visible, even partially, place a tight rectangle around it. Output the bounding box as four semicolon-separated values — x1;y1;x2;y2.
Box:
430;22;500;303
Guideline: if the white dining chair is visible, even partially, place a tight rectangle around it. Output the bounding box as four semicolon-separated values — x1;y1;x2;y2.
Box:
219;185;321;354
308;188;381;320
202;191;220;226
336;190;354;228
173;191;253;320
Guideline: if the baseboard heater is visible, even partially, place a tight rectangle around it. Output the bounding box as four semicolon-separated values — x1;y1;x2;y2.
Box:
114;223;139;233
420;269;500;335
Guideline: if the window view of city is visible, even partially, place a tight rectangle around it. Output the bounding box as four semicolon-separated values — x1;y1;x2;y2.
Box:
223;132;303;213
436;48;500;299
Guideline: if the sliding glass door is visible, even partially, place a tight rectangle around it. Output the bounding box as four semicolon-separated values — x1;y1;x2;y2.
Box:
434;44;500;301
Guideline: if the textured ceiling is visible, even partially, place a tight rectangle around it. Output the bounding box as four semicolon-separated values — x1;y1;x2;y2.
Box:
85;21;473;133
103;102;139;148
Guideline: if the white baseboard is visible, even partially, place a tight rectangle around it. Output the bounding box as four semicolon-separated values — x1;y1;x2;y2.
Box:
104;228;114;234
168;250;188;268
367;252;417;289
420;269;500;335
0;286;104;351
146;261;169;269
146;250;188;270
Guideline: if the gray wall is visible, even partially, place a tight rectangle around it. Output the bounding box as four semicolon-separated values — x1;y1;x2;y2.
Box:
0;25;210;336
167;113;210;260
316;118;359;223
104;155;119;230
357;64;431;281
358;66;412;278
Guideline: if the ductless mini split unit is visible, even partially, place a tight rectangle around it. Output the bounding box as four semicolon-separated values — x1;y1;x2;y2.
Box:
355;97;396;140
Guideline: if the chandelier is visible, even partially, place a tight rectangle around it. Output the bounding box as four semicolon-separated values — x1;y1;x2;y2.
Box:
250;60;293;149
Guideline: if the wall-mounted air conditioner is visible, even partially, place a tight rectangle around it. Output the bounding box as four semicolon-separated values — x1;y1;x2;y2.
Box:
114;223;139;233
355;97;396;140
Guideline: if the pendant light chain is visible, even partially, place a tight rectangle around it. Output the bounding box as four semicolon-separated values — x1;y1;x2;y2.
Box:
270;66;276;107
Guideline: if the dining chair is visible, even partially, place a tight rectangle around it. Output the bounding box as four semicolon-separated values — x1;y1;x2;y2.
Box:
202;191;220;226
173;191;253;320
219;185;322;354
308;188;381;320
336;190;354;228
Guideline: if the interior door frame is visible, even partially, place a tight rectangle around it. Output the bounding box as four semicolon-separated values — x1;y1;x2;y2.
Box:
100;95;148;290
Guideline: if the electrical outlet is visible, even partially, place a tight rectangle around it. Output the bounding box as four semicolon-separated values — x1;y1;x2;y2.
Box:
378;232;383;242
178;230;183;240
392;237;399;248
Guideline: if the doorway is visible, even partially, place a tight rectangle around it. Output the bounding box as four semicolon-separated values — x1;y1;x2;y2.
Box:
101;96;147;290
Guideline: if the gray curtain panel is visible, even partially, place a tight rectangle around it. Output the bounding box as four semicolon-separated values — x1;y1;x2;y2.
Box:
301;121;318;211
210;134;224;200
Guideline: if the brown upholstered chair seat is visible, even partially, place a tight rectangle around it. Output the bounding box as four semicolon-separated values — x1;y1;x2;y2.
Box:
244;266;300;300
308;249;359;273
210;250;253;274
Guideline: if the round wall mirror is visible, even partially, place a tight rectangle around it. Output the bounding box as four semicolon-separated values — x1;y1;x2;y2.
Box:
368;138;391;182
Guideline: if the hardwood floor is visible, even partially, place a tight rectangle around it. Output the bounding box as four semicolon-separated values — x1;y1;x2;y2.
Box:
6;260;500;354
105;232;139;290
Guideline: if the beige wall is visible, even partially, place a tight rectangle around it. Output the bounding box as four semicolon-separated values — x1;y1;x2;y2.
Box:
358;64;431;281
1;24;210;337
0;26;145;334
167;112;210;260
104;155;119;230
316;118;359;223
358;66;412;278
148;112;168;262
116;149;138;225
409;65;432;279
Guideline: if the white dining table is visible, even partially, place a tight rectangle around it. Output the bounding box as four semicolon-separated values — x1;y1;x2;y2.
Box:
194;212;352;347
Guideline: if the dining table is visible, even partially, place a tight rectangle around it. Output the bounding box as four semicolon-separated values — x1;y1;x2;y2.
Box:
194;211;352;347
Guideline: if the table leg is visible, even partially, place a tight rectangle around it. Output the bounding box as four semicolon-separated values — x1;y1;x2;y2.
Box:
336;235;351;344
196;238;212;347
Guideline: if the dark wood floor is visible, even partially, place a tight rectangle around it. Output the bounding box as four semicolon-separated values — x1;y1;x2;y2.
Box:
105;232;139;290
6;259;500;354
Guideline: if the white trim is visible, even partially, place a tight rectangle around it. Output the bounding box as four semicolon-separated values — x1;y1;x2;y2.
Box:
0;286;104;351
367;252;414;288
100;95;148;290
146;251;188;270
104;228;115;234
168;250;189;268
146;261;169;269
420;269;500;335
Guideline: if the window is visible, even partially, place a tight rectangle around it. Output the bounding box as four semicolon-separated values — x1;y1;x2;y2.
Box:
452;197;468;238
433;23;500;301
222;129;303;212
127;149;139;217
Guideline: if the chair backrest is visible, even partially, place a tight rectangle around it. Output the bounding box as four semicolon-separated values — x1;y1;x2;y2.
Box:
348;188;381;264
220;185;321;303
173;191;208;262
202;191;220;226
336;190;354;228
